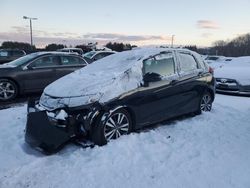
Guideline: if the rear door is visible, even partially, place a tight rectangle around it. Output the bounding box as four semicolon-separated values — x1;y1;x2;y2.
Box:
55;55;87;79
175;51;207;113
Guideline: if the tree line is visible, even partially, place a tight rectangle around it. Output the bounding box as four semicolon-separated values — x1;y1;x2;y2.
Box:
185;33;250;57
0;41;136;54
1;33;250;57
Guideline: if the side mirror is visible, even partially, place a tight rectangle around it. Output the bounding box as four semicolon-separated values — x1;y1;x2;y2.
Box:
26;64;34;70
143;72;162;85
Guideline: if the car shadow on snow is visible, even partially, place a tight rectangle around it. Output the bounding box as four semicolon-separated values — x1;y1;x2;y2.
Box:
21;143;46;157
216;91;250;97
0;93;40;110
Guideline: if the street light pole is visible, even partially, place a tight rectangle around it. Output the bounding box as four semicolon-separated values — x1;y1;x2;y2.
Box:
23;16;38;47
171;35;175;48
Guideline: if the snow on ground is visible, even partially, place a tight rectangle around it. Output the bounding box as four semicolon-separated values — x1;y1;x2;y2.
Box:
0;94;250;188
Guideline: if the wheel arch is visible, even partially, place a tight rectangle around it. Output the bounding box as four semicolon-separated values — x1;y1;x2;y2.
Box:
205;87;215;102
0;77;21;95
90;105;137;131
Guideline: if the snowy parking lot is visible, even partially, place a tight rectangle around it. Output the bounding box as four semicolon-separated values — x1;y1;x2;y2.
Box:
0;94;250;188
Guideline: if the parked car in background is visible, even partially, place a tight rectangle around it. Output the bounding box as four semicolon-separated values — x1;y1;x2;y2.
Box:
215;56;250;95
205;55;234;69
0;52;88;101
25;48;215;153
57;48;84;55
83;50;116;63
0;49;26;64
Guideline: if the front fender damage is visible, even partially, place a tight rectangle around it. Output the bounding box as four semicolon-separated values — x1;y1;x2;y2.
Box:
25;111;70;153
25;98;102;153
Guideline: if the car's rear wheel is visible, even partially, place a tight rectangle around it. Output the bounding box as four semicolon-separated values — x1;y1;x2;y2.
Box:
200;92;212;112
0;79;18;101
195;92;213;115
91;108;132;146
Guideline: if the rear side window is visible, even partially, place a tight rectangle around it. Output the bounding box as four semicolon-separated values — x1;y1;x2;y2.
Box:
60;56;86;65
178;52;198;72
143;52;175;77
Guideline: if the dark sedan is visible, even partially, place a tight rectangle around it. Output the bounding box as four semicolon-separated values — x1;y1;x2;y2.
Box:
0;52;88;101
0;49;26;64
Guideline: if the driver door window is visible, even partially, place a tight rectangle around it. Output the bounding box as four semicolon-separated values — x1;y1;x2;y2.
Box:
30;56;60;68
143;52;175;77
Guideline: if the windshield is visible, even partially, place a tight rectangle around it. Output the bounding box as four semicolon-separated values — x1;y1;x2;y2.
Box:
83;51;96;59
5;53;38;67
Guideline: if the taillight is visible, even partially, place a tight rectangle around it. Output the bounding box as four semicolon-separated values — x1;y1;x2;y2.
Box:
209;66;214;74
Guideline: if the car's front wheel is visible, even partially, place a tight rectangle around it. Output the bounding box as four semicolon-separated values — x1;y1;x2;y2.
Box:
194;91;213;115
0;79;18;101
91;108;132;146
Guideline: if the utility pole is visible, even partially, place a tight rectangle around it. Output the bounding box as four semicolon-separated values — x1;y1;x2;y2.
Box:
23;16;38;47
171;35;175;48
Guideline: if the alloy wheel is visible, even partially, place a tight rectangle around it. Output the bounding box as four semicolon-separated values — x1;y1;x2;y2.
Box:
104;112;130;141
200;94;212;111
0;81;16;100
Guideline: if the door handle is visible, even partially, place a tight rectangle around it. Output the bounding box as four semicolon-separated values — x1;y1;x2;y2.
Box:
170;80;178;85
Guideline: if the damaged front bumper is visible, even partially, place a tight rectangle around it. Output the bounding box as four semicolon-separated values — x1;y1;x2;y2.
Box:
25;98;101;153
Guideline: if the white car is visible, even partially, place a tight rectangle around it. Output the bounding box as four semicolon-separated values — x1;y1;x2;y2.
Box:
204;56;234;69
83;50;116;63
215;56;250;95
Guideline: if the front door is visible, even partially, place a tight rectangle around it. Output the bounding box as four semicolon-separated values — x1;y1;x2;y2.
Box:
20;55;60;92
132;52;185;127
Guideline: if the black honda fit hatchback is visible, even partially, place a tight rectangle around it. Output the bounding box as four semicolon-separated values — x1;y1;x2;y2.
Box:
25;48;215;153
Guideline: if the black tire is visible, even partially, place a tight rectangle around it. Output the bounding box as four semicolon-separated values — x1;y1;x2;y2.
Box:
91;108;132;146
195;91;213;115
0;79;18;101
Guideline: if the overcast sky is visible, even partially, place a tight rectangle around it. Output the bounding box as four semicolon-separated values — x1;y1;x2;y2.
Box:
1;0;250;47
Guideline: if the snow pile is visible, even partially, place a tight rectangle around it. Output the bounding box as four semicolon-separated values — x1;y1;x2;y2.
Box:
1;94;250;188
214;56;250;85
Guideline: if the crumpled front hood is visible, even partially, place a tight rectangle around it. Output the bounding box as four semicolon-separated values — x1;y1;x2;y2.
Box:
44;71;116;98
41;63;143;110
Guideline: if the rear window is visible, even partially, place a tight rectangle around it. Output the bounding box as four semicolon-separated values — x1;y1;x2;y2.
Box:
84;51;96;59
